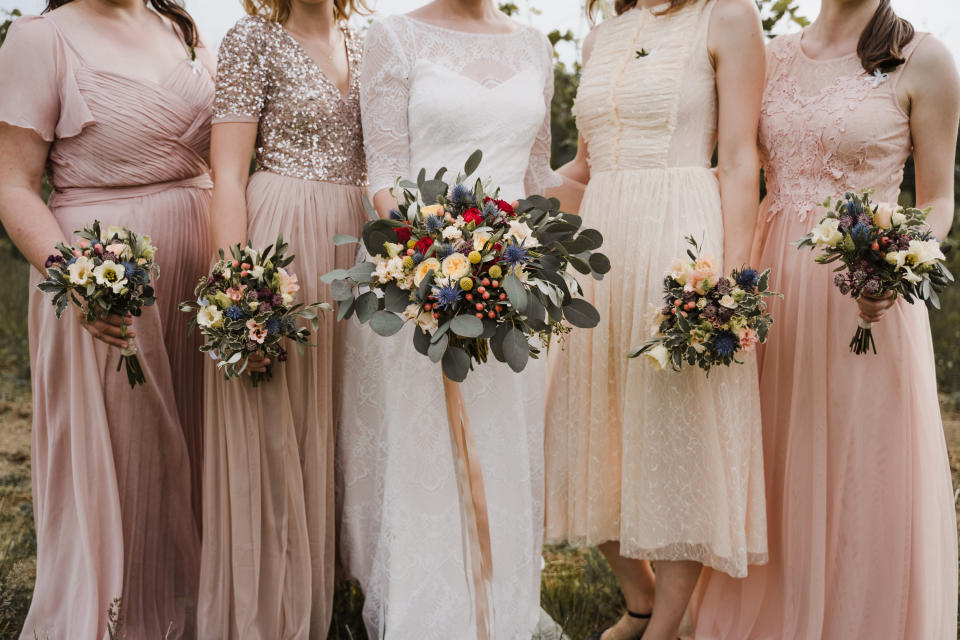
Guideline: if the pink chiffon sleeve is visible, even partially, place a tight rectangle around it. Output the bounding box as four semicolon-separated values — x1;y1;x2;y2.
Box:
0;16;93;142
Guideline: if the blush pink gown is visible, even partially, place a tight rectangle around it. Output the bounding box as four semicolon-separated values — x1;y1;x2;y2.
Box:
693;32;958;639
0;16;210;640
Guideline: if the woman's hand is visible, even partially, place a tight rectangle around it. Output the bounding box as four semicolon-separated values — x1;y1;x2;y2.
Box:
246;352;271;374
80;312;135;349
856;292;896;324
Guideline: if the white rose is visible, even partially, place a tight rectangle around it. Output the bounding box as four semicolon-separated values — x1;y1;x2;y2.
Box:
472;229;492;251
873;202;898;229
885;250;907;269
645;344;670;370
197;305;224;328
891;211;906;227
441;252;471;280
506;220;538;247
404;303;437;333
719;294;738;309
810;218;843;247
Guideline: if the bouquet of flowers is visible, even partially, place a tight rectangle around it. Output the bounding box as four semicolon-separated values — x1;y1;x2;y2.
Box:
37;220;158;387
796;191;953;354
629;236;778;374
325;150;610;382
179;236;330;385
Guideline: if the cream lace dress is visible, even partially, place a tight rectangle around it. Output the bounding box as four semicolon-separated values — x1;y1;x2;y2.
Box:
337;14;562;640
544;0;767;578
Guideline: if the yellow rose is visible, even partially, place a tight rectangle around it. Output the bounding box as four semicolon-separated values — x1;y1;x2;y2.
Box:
441;252;471;280
414;258;441;285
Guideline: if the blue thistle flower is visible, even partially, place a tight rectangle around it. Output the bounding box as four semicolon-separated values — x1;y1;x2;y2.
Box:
450;183;474;206
412;252;425;265
434;284;462;310
266;317;280;334
737;268;759;289
844;196;863;217
437;244;455;260
424;215;444;233
482;201;499;218
225;306;246;321
280;317;296;333
713;331;739;358
851;222;871;242
122;261;136;278
66;257;77;266
388;208;404;221
503;243;529;266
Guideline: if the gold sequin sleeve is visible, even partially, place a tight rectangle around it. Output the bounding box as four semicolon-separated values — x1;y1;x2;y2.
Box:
213;16;266;124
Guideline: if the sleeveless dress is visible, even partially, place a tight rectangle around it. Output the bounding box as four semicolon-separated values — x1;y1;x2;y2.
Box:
544;0;768;579
197;16;367;640
337;15;561;639
693;32;958;639
0;15;210;640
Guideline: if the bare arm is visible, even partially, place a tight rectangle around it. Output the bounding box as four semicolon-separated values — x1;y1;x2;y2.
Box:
0;124;64;271
556;29;596;188
709;0;765;271
903;37;960;241
209;122;257;253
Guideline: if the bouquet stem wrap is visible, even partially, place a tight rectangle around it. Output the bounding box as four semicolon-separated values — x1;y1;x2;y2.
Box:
442;374;495;639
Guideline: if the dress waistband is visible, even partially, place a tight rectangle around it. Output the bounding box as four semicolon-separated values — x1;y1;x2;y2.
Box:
50;174;213;208
590;165;715;176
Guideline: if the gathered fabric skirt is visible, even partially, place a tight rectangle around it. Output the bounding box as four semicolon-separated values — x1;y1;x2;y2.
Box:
545;166;768;578
692;201;958;639
197;171;366;640
22;182;208;640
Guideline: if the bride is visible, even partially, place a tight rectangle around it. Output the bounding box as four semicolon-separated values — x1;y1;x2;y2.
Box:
337;1;581;638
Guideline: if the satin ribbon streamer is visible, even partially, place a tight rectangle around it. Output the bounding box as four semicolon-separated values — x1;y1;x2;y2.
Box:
442;374;495;639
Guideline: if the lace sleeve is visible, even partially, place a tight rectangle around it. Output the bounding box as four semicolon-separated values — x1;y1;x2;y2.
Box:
213;17;267;124
524;33;563;195
361;19;412;196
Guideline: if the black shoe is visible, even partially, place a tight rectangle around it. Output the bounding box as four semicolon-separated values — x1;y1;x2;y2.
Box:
588;610;652;640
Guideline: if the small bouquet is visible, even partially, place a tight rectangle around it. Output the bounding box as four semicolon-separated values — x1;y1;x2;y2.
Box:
629;236;778;374
37;220;158;387
325;150;610;382
179;236;330;385
796;191;953;354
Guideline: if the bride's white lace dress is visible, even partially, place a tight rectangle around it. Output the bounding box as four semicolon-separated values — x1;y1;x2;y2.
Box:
337;14;561;640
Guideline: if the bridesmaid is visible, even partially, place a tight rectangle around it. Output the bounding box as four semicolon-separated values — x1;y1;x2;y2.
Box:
544;1;768;639
197;0;367;637
694;1;960;638
0;1;213;638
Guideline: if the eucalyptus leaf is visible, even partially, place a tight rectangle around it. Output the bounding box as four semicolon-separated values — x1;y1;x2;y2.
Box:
450;315;484;338
464;149;483;177
370;310;404;336
589;253;611;275
420;179;447;206
503;327;530;373
563;298;601;328
413;326;431;355
502;273;528;314
491;322;510;363
333;234;359;246
428;332;449;363
362;193;378;221
348;261;377;284
320;268;350;284
330;280;354;302
355;291;379;324
442;346;471;382
384;283;411;313
337;297;355;322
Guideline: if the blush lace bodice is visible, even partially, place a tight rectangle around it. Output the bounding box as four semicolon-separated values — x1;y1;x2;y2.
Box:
574;0;717;173
360;15;560;199
759;32;927;221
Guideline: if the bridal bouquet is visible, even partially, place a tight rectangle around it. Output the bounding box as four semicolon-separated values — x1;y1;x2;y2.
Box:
796;191;953;354
325;150;610;382
37;220;158;387
179;236;330;386
630;236;777;374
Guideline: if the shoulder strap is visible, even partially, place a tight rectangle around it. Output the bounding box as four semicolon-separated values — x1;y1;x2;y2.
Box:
891;31;930;92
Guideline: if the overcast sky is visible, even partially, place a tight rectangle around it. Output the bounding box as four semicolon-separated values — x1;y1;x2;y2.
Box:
2;0;958;64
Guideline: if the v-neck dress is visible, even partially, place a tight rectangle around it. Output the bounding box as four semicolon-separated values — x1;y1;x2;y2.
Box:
0;14;212;640
197;15;367;640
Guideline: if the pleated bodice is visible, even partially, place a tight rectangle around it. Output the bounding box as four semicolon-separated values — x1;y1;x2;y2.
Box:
574;0;717;173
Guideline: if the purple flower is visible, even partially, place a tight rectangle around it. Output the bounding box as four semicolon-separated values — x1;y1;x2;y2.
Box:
278;347;288;362
715;277;732;295
258;303;273;315
271;294;284;307
247;290;259;300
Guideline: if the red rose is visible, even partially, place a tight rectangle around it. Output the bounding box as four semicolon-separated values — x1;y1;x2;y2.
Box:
415;236;434;254
395;225;412;244
495;199;515;215
462;207;484;224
